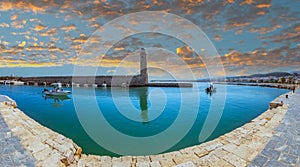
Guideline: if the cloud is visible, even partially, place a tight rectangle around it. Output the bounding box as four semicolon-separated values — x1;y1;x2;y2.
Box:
10;19;27;29
261;23;300;44
214;34;223;41
34;24;47;31
10;14;18;21
219;46;300;75
249;24;282;34
72;36;88;43
18;41;26;47
39;27;58;36
256;3;272;8
0;22;9;28
0;58;60;67
0;1;46;13
11;31;30;35
60;24;76;32
176;45;194;61
0;0;299;76
25;45;64;52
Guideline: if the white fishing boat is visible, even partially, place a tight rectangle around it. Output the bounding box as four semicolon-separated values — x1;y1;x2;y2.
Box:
205;82;216;93
42;83;71;96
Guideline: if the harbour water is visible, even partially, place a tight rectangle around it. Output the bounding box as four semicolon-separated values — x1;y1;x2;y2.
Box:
0;83;288;156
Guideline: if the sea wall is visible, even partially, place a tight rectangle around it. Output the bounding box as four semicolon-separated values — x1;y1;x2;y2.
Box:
0;91;292;167
20;75;147;87
216;82;296;90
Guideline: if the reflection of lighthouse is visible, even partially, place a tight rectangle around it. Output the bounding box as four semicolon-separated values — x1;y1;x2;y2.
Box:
138;87;148;123
140;48;148;85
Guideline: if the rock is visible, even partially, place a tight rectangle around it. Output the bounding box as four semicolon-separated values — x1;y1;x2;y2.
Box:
61;157;70;166
74;155;80;162
64;150;75;163
76;147;82;156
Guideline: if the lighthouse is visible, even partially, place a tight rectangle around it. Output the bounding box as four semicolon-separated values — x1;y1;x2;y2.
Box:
140;48;148;84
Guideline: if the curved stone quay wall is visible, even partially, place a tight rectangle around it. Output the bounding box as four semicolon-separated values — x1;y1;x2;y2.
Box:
0;91;292;167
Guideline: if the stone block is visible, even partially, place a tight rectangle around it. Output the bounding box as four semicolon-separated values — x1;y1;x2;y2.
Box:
173;161;195;167
251;155;268;166
136;162;150;167
222;152;247;167
150;161;161;167
193;147;209;158
173;154;199;165
27;140;49;154
136;156;150;163
211;158;233;167
121;156;133;162
204;142;223;152
149;154;164;162
33;147;53;161
192;157;211;167
112;161;131;167
222;143;238;153
278;153;297;164
159;158;176;167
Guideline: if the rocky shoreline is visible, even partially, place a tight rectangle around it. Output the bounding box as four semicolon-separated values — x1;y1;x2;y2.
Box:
0;91;292;166
216;82;297;91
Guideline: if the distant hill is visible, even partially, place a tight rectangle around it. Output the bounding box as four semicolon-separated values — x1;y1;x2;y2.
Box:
249;72;293;78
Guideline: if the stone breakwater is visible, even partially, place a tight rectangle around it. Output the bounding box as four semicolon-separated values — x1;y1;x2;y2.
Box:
217;82;297;91
0;92;292;167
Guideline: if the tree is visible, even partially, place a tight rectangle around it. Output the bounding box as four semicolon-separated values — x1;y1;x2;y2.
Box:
280;77;286;83
288;76;293;84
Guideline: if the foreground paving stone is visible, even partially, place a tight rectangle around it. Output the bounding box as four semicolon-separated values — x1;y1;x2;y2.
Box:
249;88;300;167
0;99;36;166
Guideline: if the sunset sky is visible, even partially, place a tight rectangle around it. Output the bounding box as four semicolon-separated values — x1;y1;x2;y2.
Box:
0;0;299;78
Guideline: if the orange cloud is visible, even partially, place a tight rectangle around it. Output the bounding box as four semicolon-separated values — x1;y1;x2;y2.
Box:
256;11;266;15
249;25;282;34
0;1;46;13
72;36;88;43
39;28;58;36
176;46;193;55
256;3;271;8
0;22;9;27
0;59;60;67
214;34;223;41
60;24;76;32
34;24;47;31
18;41;26;47
10;14;18;21
240;0;253;5
114;47;125;51
10;19;27;29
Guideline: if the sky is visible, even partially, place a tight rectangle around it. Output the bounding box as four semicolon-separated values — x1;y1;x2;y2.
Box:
0;0;299;79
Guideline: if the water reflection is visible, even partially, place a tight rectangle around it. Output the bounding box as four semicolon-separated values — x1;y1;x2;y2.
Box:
73;87;150;123
43;95;71;108
137;87;148;124
205;89;216;96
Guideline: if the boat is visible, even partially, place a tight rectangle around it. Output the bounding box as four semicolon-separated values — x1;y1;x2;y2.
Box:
42;83;71;96
205;83;216;93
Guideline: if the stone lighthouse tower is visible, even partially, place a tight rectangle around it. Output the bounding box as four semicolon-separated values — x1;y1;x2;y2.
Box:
140;48;148;84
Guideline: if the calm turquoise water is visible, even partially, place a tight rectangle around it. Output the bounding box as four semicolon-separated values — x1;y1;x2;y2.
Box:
0;83;288;156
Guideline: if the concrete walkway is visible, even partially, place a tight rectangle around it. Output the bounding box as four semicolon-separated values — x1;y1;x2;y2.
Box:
0;96;35;166
250;89;300;167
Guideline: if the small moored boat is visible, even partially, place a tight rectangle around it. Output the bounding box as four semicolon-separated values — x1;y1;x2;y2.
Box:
205;83;216;93
42;83;71;96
